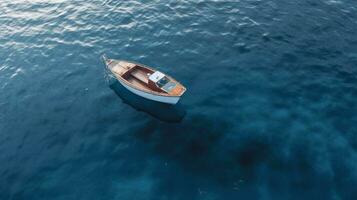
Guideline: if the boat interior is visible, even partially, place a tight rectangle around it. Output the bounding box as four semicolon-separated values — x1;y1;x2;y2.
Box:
123;66;155;91
108;60;185;96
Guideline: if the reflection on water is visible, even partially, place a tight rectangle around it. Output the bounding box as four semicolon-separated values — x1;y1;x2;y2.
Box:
107;74;186;122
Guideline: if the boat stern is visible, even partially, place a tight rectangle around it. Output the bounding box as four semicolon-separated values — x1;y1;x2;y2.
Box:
169;84;186;97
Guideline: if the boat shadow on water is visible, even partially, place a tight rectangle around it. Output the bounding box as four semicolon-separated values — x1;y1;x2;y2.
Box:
108;77;186;123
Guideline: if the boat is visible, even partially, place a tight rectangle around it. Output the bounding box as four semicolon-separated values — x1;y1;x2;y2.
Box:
102;55;186;104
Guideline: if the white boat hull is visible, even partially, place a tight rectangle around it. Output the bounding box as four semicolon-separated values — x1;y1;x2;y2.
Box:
118;79;180;104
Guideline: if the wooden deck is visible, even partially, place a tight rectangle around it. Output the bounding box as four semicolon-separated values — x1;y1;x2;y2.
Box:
169;85;186;96
126;76;151;91
111;61;136;76
131;68;150;84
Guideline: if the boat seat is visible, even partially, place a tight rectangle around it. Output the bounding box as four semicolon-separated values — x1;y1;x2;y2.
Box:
131;69;148;84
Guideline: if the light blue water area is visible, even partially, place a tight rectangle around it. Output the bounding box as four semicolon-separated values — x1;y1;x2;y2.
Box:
1;0;357;199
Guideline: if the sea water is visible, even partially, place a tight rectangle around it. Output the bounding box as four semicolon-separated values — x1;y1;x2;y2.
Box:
1;0;357;199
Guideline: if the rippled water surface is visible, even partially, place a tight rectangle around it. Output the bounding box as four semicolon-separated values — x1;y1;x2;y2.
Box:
1;0;357;199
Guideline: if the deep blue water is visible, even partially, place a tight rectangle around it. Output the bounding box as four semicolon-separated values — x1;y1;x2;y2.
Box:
1;0;357;199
